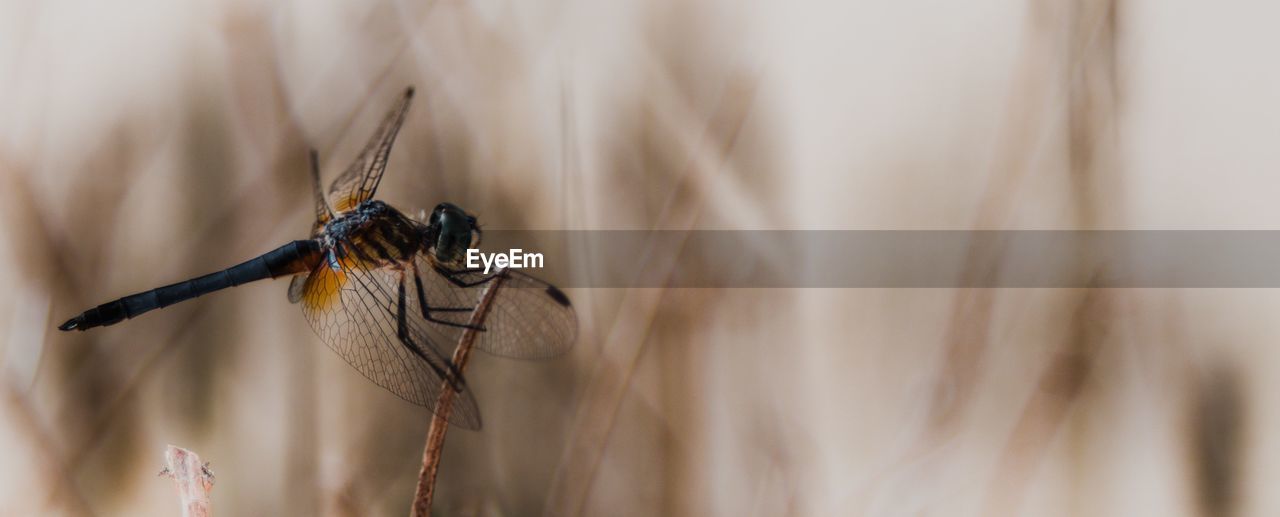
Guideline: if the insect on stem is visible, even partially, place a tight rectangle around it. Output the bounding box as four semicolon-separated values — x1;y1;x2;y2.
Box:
409;270;507;517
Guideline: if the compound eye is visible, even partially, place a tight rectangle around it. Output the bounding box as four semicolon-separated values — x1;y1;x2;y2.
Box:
428;205;446;226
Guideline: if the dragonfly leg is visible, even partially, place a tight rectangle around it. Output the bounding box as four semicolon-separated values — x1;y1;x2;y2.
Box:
397;277;467;392
410;268;486;331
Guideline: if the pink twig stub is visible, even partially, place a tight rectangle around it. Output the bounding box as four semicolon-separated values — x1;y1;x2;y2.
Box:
161;445;215;517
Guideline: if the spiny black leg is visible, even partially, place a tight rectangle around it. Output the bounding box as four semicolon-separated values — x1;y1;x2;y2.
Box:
396;276;466;392
413;267;471;312
396;278;410;339
413;267;486;331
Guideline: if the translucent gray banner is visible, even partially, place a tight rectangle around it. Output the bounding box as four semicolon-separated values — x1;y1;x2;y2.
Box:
471;231;1280;288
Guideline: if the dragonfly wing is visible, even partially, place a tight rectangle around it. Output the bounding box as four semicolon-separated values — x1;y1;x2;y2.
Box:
287;274;308;303
308;148;334;232
327;87;415;213
294;256;482;429
412;259;578;360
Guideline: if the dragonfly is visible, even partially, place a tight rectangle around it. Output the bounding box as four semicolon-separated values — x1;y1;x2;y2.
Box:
58;87;577;430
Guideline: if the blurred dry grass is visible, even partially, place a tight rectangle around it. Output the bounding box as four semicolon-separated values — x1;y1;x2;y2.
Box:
1;0;1279;516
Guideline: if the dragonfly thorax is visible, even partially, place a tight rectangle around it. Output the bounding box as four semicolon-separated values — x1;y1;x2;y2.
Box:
323;200;386;237
321;200;426;265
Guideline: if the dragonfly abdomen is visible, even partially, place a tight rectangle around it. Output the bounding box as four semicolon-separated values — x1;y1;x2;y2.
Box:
59;240;322;331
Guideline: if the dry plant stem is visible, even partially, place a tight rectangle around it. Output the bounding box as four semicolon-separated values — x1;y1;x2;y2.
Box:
980;0;1120;514
543;73;757;517
410;272;508;517
162;445;215;517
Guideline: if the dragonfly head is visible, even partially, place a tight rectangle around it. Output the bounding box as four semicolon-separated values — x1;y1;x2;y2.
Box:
427;202;479;263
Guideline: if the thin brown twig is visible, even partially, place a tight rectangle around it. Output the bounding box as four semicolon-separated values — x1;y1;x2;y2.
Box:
410;272;508;517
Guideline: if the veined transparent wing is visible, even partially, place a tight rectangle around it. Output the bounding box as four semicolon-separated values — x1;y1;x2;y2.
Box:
327;87;415;213
289;251;482;430
412;258;578;360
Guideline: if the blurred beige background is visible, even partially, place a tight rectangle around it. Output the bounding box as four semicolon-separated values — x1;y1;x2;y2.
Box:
1;0;1279;516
